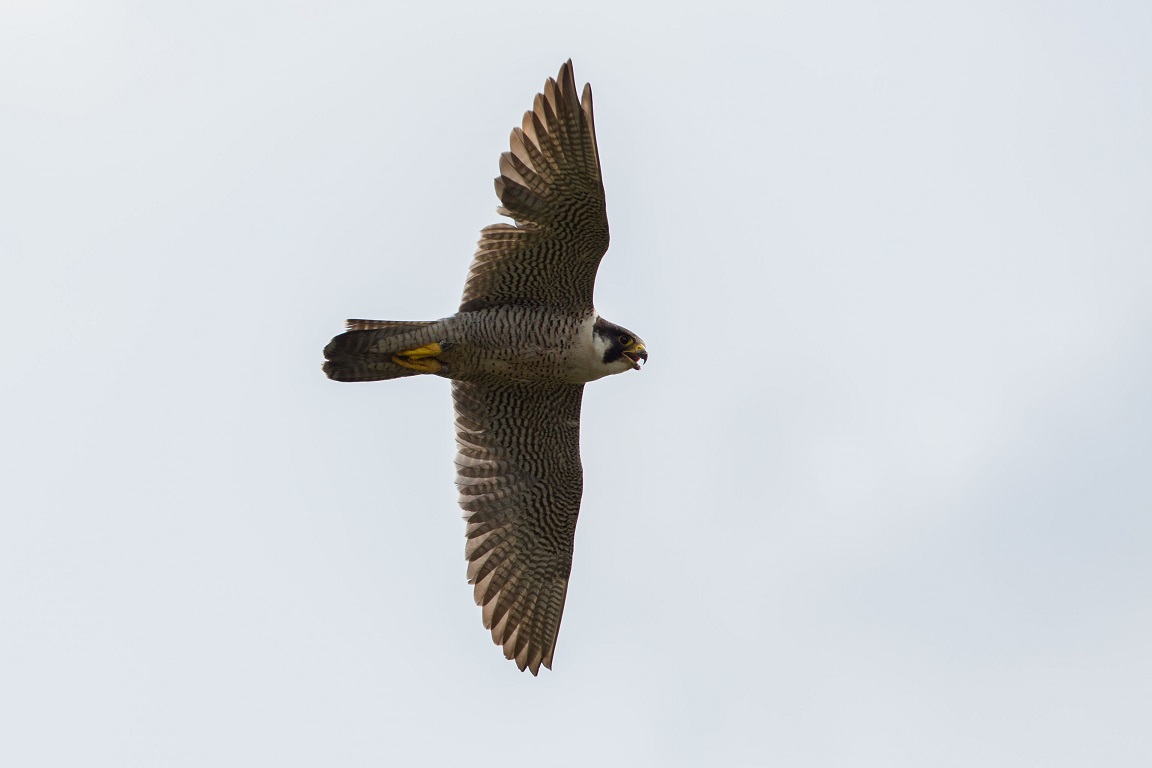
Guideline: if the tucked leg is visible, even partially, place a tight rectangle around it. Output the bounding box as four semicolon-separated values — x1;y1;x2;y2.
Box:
392;342;444;374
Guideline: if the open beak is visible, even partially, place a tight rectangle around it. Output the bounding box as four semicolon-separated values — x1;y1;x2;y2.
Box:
622;343;648;371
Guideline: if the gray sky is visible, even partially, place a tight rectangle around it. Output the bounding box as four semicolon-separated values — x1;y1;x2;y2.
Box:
3;1;1150;765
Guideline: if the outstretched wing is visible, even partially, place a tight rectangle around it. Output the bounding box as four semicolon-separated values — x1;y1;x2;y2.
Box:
452;376;585;674
459;60;609;315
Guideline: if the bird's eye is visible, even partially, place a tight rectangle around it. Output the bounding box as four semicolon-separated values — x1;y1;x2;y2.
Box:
618;335;631;345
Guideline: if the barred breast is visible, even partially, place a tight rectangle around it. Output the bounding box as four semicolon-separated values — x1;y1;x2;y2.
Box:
443;308;602;384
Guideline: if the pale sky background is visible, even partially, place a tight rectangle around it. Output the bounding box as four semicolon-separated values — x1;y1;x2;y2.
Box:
2;2;1150;766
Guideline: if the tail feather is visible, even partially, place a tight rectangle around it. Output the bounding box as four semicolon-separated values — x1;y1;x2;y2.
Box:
322;353;422;382
344;319;435;332
323;319;443;382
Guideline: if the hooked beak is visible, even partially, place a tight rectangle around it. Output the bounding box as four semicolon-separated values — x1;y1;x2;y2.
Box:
622;343;647;371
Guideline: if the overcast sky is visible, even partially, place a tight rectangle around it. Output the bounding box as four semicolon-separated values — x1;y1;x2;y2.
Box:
3;2;1150;766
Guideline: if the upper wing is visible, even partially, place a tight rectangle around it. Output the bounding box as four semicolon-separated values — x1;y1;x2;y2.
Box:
459;60;609;315
452;376;585;674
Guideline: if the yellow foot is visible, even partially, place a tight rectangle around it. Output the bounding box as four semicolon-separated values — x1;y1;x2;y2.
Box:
392;342;444;373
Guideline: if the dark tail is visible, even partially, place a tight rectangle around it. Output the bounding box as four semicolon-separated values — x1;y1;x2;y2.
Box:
323;319;440;382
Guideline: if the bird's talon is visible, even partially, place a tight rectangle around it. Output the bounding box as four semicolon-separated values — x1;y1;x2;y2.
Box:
393;342;444;373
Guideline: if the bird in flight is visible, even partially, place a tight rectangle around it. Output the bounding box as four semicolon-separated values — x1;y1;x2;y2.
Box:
323;60;646;674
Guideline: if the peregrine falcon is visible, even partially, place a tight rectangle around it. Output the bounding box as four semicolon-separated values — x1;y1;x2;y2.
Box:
323;61;646;675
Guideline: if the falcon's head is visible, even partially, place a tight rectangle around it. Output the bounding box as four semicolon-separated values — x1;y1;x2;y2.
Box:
592;318;648;374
